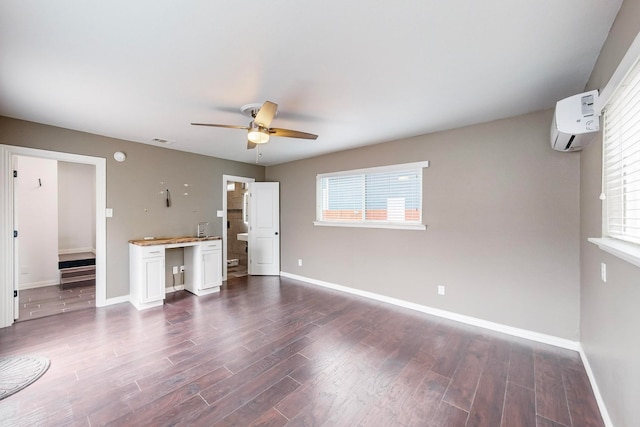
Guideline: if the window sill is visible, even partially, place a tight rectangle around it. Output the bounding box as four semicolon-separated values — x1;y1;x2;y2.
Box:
588;237;640;269
313;221;426;231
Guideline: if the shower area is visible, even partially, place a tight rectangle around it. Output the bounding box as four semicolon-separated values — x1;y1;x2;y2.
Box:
226;181;248;278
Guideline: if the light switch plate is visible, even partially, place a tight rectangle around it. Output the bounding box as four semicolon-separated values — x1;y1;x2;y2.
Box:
105;208;113;217
217;210;223;217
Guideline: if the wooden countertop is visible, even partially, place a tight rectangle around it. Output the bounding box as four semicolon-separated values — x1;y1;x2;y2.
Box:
129;236;221;246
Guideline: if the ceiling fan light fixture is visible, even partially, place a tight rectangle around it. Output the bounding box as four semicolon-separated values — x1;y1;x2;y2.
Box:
248;123;270;144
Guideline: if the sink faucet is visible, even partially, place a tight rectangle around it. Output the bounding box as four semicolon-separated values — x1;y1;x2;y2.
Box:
197;222;209;238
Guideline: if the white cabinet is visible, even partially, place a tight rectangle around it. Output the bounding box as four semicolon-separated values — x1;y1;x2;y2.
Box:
201;241;222;291
185;240;222;296
129;244;165;310
129;238;222;310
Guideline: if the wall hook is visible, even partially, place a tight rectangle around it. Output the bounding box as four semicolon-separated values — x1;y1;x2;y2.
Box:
38;178;42;187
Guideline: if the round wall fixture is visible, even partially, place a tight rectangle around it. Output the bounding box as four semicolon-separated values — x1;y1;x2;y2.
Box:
113;151;126;162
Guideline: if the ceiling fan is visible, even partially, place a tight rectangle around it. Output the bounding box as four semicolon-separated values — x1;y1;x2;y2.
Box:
191;101;318;149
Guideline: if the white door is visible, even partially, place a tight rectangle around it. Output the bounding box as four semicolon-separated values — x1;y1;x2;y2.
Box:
248;182;280;276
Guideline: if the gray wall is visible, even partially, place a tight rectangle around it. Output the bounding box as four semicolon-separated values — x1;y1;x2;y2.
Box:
581;0;640;425
266;109;581;340
58;161;96;252
15;156;59;288
1;116;265;298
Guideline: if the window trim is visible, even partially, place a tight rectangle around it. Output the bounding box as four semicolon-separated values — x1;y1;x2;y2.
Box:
590;31;640;267
314;161;429;230
588;237;640;269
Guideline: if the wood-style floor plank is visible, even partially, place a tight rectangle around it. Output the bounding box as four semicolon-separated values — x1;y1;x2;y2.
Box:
430;401;469;427
502;381;536;427
443;338;490;410
509;342;536;389
535;350;572;426
0;276;605;427
188;353;309;425
463;341;509;427
536;415;569;427
212;376;300;427
562;363;605;427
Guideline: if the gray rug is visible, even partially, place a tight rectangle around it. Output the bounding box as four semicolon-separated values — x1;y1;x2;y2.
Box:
0;355;50;400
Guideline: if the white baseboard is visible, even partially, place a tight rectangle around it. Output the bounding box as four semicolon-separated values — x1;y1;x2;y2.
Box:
58;247;96;255
18;279;59;290
578;344;613;427
107;287;182;308
104;295;130;306
280;272;580;351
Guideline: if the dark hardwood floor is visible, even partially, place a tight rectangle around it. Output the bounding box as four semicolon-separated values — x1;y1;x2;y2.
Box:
0;276;603;427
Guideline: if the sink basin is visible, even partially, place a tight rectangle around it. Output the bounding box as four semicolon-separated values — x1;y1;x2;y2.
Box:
237;233;248;242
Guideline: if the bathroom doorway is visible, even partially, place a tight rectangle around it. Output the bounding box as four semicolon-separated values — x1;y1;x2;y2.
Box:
222;175;254;281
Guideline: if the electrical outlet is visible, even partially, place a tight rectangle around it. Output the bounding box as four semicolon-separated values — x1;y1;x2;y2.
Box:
601;262;607;282
180;265;185;273
438;285;445;295
172;266;178;274
298;259;303;267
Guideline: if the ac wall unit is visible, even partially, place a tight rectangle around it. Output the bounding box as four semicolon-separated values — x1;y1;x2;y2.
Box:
550;90;600;152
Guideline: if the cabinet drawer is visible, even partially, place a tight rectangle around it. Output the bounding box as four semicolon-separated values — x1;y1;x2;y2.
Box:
140;246;165;258
201;240;221;251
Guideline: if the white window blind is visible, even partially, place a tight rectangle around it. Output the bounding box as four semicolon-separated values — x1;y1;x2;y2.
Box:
316;162;428;229
603;56;640;245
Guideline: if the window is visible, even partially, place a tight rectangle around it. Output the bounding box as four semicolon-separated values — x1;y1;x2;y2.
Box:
602;56;640;245
315;161;428;230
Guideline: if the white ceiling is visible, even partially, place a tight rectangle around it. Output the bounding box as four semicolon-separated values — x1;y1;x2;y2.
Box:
0;1;622;166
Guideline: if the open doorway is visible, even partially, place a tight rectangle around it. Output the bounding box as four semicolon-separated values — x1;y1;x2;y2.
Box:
0;145;106;329
222;175;254;281
14;156;96;321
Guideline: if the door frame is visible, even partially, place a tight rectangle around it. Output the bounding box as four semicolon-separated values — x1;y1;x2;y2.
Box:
221;175;254;281
0;145;106;328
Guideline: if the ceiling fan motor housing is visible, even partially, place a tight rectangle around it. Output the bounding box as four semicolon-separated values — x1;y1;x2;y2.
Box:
240;103;276;121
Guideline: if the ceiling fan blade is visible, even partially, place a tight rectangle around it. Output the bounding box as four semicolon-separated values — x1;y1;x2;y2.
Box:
253;101;278;128
270;128;318;140
191;123;249;130
247;139;257;150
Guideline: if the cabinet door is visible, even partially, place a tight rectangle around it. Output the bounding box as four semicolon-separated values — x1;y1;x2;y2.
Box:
201;250;221;289
143;257;165;302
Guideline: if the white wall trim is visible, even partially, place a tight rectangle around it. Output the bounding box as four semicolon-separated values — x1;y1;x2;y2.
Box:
313;221;427;231
104;295;129;306
316;160;430;178
594;31;640;113
0;147;15;328
18;280;59;290
281;271;580;351
578;344;614;427
588;237;640;269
